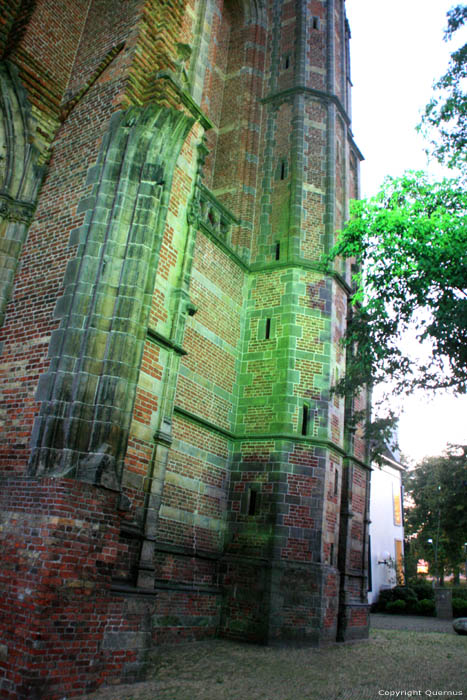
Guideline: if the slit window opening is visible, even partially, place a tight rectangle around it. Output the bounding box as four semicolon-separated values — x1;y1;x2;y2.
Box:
302;404;309;436
265;318;271;339
248;489;258;515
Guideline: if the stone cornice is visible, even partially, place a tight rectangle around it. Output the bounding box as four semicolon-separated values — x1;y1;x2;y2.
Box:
261;85;364;161
0;192;35;223
173;405;370;468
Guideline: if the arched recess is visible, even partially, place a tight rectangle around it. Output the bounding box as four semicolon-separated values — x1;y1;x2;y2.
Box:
28;104;195;488
0;60;45;328
194;0;266;257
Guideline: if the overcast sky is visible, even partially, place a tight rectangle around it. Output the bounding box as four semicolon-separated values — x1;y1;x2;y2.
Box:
344;0;467;463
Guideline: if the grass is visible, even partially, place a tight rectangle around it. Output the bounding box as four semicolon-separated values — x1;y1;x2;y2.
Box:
87;628;467;700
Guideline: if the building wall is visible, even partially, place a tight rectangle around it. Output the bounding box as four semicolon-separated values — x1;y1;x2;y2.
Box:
368;457;405;604
0;0;370;697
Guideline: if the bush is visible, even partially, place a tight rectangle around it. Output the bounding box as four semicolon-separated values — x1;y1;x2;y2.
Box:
374;588;396;611
452;597;467;617
374;586;419;613
412;581;434;601
450;587;467;602
386;599;407;614
392;586;418;611
415;598;435;616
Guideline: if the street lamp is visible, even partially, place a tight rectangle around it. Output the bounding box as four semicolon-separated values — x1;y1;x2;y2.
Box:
427;538;438;588
378;551;391;565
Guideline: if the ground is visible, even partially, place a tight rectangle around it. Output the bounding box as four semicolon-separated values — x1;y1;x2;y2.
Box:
86;616;467;700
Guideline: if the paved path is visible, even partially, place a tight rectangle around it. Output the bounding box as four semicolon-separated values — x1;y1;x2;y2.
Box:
371;613;455;634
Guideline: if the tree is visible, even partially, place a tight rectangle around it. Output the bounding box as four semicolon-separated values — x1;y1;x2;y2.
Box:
403;445;467;584
420;4;467;172
327;172;467;399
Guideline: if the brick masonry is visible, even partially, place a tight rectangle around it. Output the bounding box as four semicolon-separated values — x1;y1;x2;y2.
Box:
0;0;370;697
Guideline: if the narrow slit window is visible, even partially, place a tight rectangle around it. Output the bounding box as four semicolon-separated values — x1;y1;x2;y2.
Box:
275;242;280;260
302;404;309;436
284;55;290;69
312;16;320;30
334;470;339;496
248;489;258;516
330;542;334;565
280;160;286;180
265;317;271;339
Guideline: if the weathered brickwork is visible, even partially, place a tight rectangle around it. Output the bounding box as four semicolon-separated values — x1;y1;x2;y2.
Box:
0;478;138;699
0;0;370;696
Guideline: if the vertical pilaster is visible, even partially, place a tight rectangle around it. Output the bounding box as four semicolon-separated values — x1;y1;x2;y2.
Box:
0;61;45;332
135;139;207;589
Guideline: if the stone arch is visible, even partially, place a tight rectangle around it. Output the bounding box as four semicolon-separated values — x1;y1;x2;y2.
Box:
28;104;194;487
234;0;265;25
0;60;45;327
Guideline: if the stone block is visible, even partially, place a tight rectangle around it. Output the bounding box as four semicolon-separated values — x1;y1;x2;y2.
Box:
453;618;467;635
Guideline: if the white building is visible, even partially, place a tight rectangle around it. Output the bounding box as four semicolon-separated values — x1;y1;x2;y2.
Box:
368;450;405;605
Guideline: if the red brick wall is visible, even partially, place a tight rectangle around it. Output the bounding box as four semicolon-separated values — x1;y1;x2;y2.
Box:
0;478;125;699
5;0;91;148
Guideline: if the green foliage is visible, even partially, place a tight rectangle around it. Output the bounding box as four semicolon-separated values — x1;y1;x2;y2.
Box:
326;173;467;398
391;585;418;608
386;599;407;614
415;599;436;616
404;445;467;581
450;587;467;601
374;584;439;617
411;581;435;602
452;597;467;616
420;5;467;171
374;585;423;614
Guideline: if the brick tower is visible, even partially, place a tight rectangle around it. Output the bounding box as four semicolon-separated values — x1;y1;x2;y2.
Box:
0;0;370;697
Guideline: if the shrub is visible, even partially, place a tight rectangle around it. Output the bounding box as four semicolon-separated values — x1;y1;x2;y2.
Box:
412;581;434;601
374;586;419;613
389;586;418;613
415;598;436;616
451;587;467;602
375;588;396;611
386;599;407;614
452;597;467;617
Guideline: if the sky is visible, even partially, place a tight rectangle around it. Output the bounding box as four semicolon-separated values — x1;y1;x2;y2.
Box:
344;0;467;463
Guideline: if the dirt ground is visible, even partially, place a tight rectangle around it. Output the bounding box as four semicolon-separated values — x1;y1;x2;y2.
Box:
86;618;467;700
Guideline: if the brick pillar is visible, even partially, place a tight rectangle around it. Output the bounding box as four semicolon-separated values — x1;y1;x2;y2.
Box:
0;477;122;699
435;588;453;619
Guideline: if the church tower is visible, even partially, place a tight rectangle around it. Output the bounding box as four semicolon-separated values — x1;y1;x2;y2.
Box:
0;0;370;696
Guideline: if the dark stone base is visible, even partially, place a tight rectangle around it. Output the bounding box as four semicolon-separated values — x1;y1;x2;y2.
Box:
219;556;341;646
337;603;370;642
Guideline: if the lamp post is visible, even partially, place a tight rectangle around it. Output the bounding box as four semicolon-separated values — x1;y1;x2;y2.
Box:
427;538;438;588
427;482;442;587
